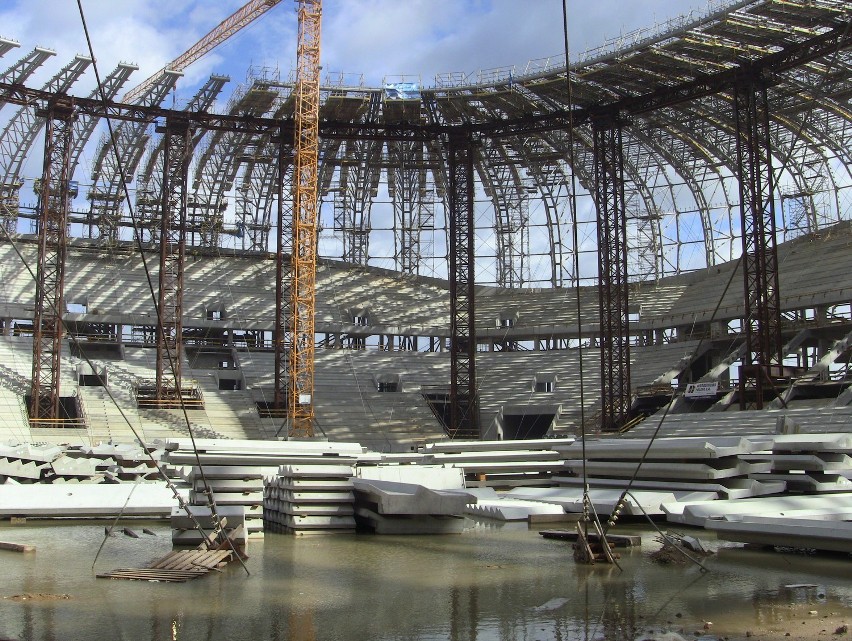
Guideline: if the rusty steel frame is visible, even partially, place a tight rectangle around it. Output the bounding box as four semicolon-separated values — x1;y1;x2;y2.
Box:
734;75;783;410
29;102;74;425
155;117;191;400
447;129;479;439
288;0;322;438
274;125;294;413
593;116;631;433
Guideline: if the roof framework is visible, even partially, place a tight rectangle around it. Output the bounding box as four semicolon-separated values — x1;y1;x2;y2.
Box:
0;0;847;289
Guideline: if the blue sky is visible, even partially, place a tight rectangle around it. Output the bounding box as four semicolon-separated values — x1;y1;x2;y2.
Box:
1;0;721;101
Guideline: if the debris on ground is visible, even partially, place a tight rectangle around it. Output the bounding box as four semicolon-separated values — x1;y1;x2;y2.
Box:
5;593;71;602
650;531;713;565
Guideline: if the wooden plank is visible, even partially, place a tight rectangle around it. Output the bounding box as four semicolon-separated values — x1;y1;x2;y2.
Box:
148;550;181;569
0;540;36;553
96;569;203;582
160;550;206;571
539;529;641;548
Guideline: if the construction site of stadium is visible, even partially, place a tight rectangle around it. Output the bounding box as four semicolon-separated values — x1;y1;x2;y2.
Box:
0;1;851;639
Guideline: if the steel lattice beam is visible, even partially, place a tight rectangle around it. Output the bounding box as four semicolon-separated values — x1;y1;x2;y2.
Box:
87;72;181;243
593;116;631;432
155;117;191;401
447;130;479;439
137;75;229;243
389;139;436;275
29;102;74;426
734;75;783;409
0;54;91;233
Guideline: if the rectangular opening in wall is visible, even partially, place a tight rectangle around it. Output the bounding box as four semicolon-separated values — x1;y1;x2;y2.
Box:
256;398;288;417
501;411;557;440
25;395;85;429
218;378;242;391
376;373;401;392
534;373;557;393
78;373;106;386
206;304;226;321
77;363;107;386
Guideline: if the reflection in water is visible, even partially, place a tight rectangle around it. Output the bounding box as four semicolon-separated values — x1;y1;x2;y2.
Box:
1;521;851;641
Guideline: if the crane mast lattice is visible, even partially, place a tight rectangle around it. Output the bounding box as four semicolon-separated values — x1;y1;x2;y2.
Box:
122;0;284;105
288;0;322;438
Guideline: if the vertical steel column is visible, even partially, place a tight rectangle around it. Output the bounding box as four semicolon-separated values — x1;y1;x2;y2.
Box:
593;116;631;432
733;74;783;409
274;125;294;412
30;102;74;425
288;0;322;438
155;117;191;401
447;130;479;439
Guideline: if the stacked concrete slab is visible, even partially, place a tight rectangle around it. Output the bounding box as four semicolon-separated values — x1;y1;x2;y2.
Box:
171;504;248;547
692;434;852;553
0;442;164;485
0;483;184;517
418;438;575;487
546;436;785;516
352;464;474;533
462;487;567;521
264;463;357;534
748;433;852;493
160;438;363;537
505;486;718;517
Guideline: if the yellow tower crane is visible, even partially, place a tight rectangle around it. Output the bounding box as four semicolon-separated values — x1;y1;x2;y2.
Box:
288;0;322;438
122;0;285;104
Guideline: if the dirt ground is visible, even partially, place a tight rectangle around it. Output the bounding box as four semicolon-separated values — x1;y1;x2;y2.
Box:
639;608;851;641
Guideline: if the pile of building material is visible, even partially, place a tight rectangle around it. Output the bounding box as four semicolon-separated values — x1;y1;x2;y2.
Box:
418;438;574;487
161;438;362;537
75;443;163;482
504;486;718;517
690;434;852;553
0;444;64;483
352;464;475;534
264;463;356;534
550;436;785;514
747;433;852;493
706;515;852;554
463;487;566;521
0;442;165;485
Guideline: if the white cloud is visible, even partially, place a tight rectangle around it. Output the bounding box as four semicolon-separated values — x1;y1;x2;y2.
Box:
2;0;714;97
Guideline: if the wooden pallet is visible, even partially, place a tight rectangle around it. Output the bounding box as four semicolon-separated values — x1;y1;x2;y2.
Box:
97;549;233;582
